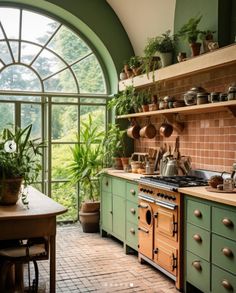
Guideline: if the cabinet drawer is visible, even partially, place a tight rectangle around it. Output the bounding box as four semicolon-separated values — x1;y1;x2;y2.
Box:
112;178;126;198
126;221;138;251
126;200;138;224
101;175;112;192
186;251;210;293
126;182;138;203
212;265;236;293
212;207;236;241
186;223;210;261
187;199;210;230
212;233;236;275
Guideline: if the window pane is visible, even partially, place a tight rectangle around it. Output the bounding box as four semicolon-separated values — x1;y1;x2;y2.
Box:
72;55;106;94
33;49;66;79
51;144;74;179
0;95;40;102
44;69;77;93
80;105;106;132
0;41;12;64
80;97;106;104
21;42;42;65
0;8;19;39
0;103;14;132
21;104;42;139
47;25;91;64
52;104;78;141
52;97;78;103
0;65;42;91
10;41;19;62
22;10;59;45
51;182;77;221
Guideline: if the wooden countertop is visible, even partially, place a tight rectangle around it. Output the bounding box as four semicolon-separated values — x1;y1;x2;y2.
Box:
101;169;144;181
179;186;236;207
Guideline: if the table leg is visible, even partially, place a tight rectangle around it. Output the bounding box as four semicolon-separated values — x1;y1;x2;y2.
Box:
50;235;56;293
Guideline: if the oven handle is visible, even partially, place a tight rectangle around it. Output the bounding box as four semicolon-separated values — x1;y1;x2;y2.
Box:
138;194;155;203
155;200;177;210
138;227;149;234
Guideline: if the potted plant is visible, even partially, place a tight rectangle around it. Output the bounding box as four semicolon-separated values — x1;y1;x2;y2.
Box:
103;124;128;170
201;30;216;52
68;115;105;233
128;55;142;76
138;89;151;112
178;15;203;56
108;85;136;115
0;124;43;206
143;30;175;69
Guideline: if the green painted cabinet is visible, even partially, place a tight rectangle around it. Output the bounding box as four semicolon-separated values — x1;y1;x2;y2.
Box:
185;196;236;293
100;174;138;252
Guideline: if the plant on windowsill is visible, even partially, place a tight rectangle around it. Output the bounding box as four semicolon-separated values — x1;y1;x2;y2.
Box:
68;115;105;233
0;124;44;206
177;15;203;57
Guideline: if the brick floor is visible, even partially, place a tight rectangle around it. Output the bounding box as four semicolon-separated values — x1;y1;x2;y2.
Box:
37;223;179;293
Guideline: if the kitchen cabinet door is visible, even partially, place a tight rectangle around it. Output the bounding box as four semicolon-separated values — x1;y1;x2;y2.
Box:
112;194;125;240
101;191;112;233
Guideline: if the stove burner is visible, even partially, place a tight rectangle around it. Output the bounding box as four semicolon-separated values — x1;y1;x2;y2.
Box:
140;175;208;188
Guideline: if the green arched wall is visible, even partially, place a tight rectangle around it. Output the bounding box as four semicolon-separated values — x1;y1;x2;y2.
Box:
0;0;134;93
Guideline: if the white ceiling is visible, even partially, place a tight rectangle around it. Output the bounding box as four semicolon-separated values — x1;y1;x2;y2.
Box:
107;0;176;56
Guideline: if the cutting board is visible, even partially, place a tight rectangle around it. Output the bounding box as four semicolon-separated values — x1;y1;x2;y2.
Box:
205;186;236;193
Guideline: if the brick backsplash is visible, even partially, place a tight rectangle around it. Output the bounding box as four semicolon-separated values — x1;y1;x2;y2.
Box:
134;63;236;173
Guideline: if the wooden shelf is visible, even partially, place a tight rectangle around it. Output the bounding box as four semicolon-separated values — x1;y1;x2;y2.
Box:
116;100;236;119
119;44;236;91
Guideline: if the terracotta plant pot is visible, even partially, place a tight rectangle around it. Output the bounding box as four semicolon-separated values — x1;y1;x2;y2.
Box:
121;157;130;169
0;178;22;205
79;211;100;233
113;157;123;170
189;42;201;57
81;201;100;213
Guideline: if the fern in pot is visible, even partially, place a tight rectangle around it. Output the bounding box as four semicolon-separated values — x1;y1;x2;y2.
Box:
0;124;43;206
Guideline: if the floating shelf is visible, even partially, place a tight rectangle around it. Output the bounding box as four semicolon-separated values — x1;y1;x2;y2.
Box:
119;44;236;91
116;100;236;119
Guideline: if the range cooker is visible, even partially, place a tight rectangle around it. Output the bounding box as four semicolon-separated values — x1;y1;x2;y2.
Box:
138;175;208;290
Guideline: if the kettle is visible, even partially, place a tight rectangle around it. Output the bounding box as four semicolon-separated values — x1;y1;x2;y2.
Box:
162;158;178;176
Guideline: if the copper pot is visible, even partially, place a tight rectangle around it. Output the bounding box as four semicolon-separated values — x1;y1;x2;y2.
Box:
127;120;141;139
139;122;156;139
159;122;173;138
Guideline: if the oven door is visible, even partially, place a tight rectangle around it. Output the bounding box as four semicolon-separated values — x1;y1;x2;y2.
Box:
138;199;154;259
153;237;177;276
154;200;178;241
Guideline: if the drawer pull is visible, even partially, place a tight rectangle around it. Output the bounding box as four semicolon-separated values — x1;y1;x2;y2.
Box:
194;209;202;218
130;208;136;214
130;228;135;234
221;279;233;291
105;181;109;186
110;210;113;214
192;261;202;271
138;227;149;234
222;218;234;227
130;189;136;195
193;234;202;242
222;247;233;258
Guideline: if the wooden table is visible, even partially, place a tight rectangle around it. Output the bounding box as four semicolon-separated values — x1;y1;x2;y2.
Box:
0;186;67;292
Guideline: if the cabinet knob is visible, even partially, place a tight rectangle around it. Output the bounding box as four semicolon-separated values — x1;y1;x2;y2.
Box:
222;247;233;258
221;279;233;291
153;248;158;254
192;261;202;271
222;218;234;227
130;228;135;234
193;234;202;242
194;209;202;218
130;189;136;195
105;181;109;186
130;208;136;214
110;210;113;214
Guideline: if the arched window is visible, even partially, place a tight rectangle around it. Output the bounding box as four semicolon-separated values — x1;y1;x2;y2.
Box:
0;6;109;221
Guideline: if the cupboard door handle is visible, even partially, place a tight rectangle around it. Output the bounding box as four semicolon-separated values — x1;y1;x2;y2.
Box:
222;247;233;257
105;181;109;186
222;218;234;227
194;209;202;218
138;203;148;209
130;228;135;234
130;189;136;195
110;210;113;214
192;261;202;271
221;279;233;291
138;227;149;234
153;248;158;254
130;208;136;214
193;234;202;242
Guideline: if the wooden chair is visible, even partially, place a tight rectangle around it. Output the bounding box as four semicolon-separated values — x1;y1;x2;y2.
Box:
0;237;49;292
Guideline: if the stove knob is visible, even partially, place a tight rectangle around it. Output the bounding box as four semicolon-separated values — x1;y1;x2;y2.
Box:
160;194;164;198
140;188;143;192
150;190;153;194
168;196;172;200
172;196;176;201
164;195;168;199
